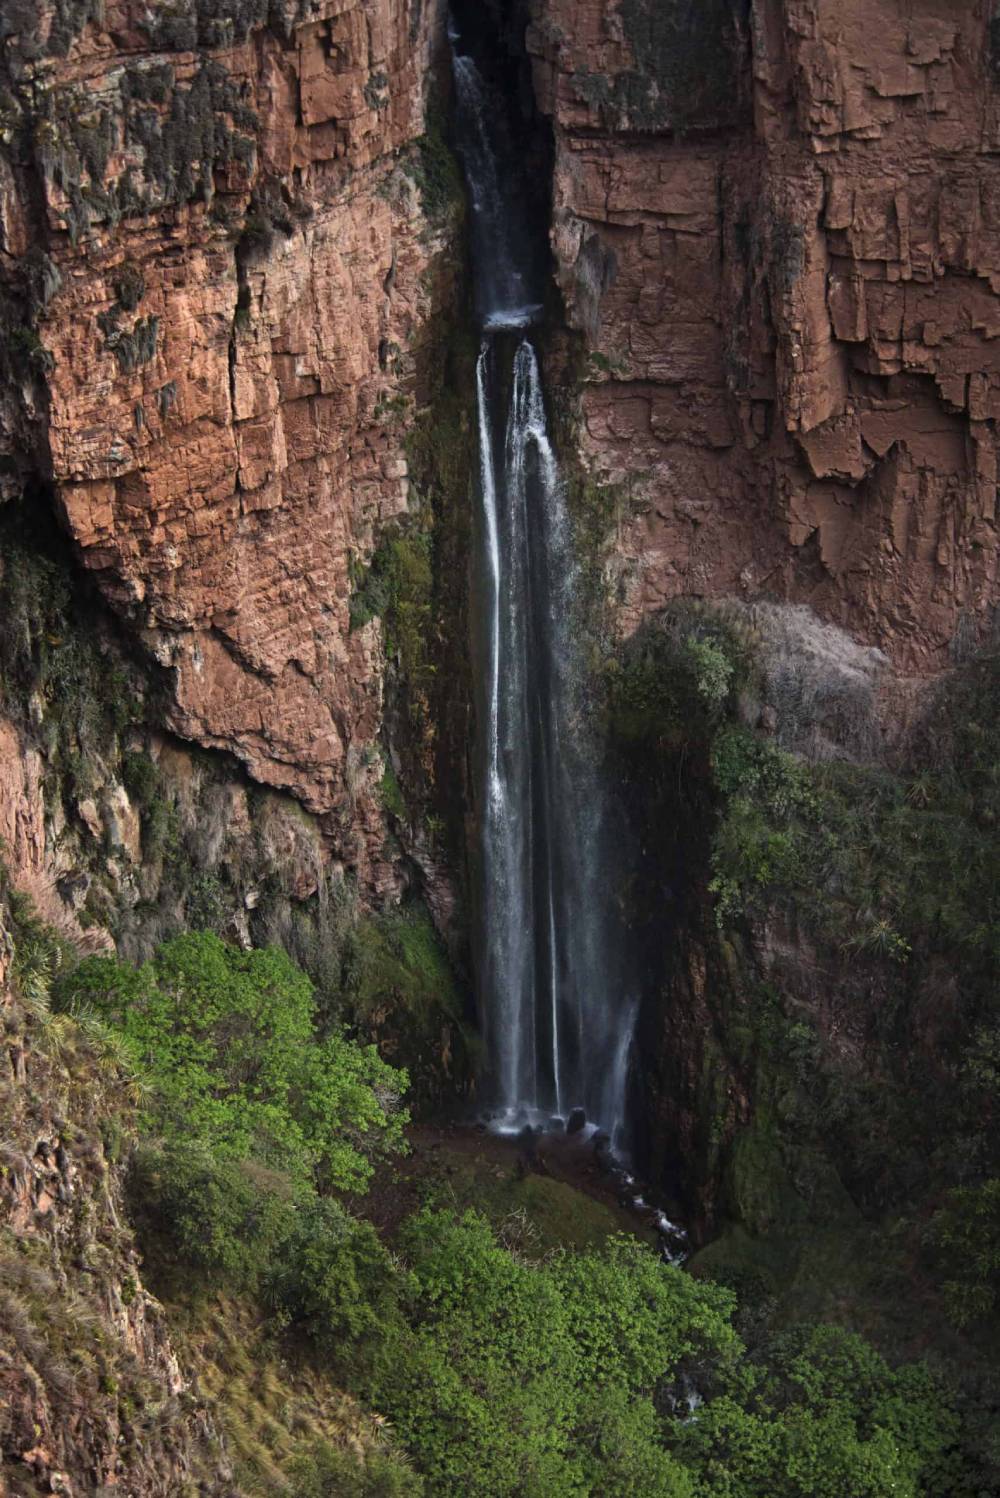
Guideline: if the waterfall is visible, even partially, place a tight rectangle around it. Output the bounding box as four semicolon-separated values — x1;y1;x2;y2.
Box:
453;34;633;1146
451;50;540;329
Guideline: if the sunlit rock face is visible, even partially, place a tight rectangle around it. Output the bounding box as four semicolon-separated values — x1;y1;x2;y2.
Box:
530;0;1000;673
3;0;998;905
0;0;455;891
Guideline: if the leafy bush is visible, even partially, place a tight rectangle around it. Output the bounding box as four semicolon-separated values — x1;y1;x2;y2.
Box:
927;1179;1000;1327
605;605;753;747
687;637;736;707
268;1197;403;1352
365;1209;964;1498
56;932;409;1193
129;1140;297;1289
675;1324;965;1498
371;1208;584;1496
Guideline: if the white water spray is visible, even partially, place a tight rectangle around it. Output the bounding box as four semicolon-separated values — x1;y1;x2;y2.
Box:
454;40;634;1146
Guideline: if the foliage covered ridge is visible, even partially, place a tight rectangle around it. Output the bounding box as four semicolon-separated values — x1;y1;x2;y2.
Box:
9;916;975;1495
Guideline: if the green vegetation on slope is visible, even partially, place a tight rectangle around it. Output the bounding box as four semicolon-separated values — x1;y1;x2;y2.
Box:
54;932;408;1300
606;605;1000;1435
362;1207;969;1496
16;917;976;1496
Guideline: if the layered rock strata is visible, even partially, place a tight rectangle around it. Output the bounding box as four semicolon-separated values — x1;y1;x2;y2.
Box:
531;0;1000;670
0;0;456;895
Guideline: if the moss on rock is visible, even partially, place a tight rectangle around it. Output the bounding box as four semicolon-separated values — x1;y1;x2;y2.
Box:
571;0;751;134
342;905;475;1112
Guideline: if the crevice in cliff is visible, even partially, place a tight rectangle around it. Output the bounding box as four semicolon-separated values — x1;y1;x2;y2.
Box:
606;649;738;1233
449;0;556;307
0;42;61;500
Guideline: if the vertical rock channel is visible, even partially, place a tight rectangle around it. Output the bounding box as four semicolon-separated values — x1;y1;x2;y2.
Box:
451;12;634;1145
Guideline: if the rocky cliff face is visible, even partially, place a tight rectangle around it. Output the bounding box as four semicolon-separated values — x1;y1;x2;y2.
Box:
526;0;1000;1253
0;0;460;905
531;0;999;672
3;2;996;921
1;0;997;1320
0;909;225;1496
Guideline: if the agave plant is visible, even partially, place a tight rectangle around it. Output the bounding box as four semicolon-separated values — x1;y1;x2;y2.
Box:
69;1004;149;1105
844;913;911;963
14;945;54;1018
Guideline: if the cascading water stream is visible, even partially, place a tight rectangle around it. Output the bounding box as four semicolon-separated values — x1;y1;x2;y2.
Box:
453;29;634;1147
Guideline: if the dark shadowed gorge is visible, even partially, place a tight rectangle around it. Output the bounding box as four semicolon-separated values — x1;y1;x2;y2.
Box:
1;1;1000;1493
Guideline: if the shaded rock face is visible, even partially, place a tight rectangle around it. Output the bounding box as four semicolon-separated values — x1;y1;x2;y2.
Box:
531;0;1000;671
0;0;456;894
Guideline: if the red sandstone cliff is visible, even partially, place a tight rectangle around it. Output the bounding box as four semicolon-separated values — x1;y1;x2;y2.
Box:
531;0;1000;671
5;0;996;914
0;0;456;899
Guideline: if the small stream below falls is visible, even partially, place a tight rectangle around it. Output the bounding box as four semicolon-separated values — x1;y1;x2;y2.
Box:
451;19;636;1150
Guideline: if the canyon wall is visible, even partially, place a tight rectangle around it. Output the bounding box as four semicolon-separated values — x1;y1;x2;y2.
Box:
531;0;999;672
9;0;996;923
1;0;997;1251
527;0;1000;1246
0;0;462;910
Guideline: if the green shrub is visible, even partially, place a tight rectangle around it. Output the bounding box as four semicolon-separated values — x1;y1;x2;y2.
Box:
674;1325;965;1498
605;606;753;747
370;1208;583;1495
268;1197;403;1351
365;1209;962;1498
927;1179;1000;1327
55;932;409;1192
130;1141;297;1290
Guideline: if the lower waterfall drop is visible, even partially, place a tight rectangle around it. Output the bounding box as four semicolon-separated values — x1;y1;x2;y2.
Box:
453;26;635;1147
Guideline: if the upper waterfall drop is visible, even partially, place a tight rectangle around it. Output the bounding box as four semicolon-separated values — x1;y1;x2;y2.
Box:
450;36;542;332
451;23;634;1147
